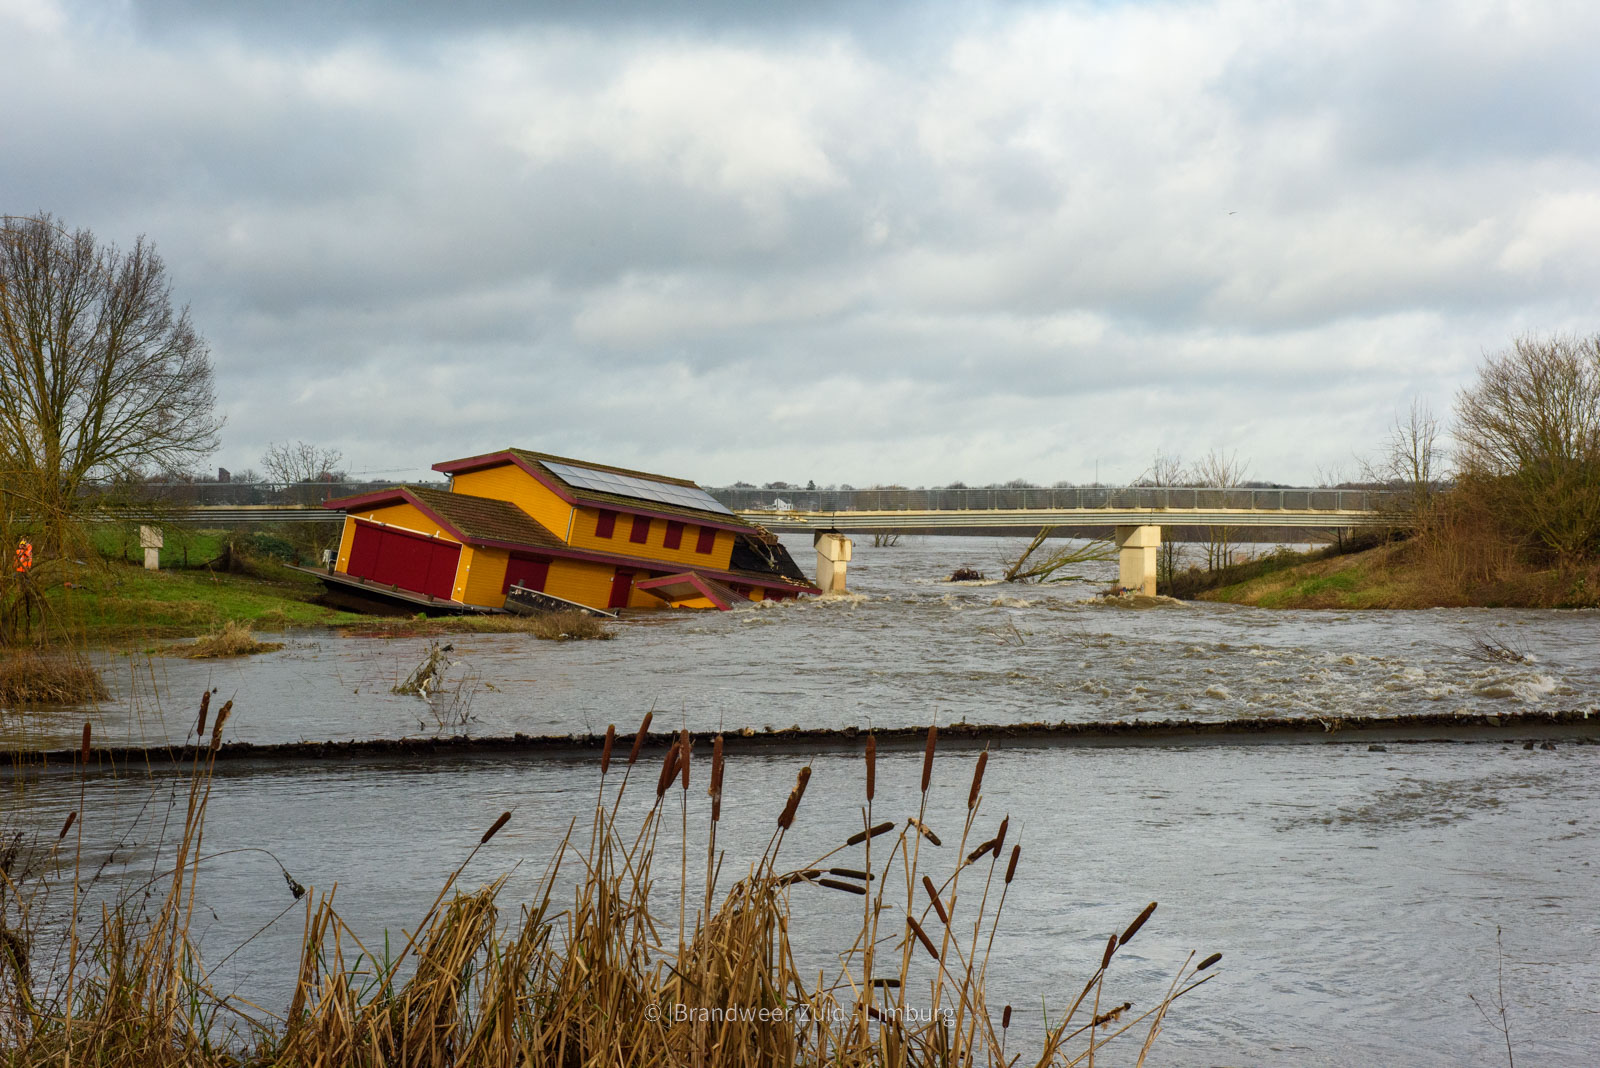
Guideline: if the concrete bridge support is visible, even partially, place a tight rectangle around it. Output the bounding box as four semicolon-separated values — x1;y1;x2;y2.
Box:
1114;524;1160;596
814;531;852;593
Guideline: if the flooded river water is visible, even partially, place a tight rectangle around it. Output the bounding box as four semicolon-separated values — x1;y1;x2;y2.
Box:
4;536;1599;1063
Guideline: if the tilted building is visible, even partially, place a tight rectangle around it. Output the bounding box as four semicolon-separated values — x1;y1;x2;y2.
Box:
323;448;816;613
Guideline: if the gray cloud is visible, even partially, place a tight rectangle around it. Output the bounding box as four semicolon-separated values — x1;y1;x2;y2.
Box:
5;0;1599;486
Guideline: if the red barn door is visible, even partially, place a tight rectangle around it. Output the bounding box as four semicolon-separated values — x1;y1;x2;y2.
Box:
347;522;460;600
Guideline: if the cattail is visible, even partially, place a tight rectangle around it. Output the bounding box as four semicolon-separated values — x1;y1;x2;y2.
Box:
210;701;232;750
777;765;812;829
480;811;511;844
656;742;680;797
967;750;987;809
1119;902;1157;946
922;875;951;925
678;729;691;790
907;817;942;847
1004;844;1020;883
601;724;616;775
778;869;822;886
196;691;211;737
846;821;895;846
871;978;901;989
966;837;997;865
817;878;867;895
709;734;725;822
865;734;876;801
1100;933;1117;970
1002;1005;1012;1029
1197;952;1222;972
828;867;872;881
80;722;91;763
58;811;77;839
1093;1002;1131;1027
907;915;940;961
627;711;653;766
921;724;937;793
993;816;1009;855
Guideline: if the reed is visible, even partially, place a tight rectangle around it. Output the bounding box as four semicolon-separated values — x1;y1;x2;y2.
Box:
0;701;1222;1068
0;651;106;704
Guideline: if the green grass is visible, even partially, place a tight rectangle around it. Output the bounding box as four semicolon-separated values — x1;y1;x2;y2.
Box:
39;558;365;644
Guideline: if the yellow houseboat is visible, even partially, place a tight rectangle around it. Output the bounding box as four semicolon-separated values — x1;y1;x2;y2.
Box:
321;448;816;614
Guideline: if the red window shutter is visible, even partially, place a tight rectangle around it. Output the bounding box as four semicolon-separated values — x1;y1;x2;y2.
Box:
629;516;651;544
695;526;716;554
594;510;616;538
664;520;684;549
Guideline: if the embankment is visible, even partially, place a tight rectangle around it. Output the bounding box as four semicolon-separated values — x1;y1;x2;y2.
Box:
8;709;1597;775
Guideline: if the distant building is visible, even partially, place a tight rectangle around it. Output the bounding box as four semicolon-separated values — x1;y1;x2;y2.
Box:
324;448;816;613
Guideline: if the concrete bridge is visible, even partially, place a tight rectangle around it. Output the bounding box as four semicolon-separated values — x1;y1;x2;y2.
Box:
108;482;1394;597
727;487;1390;596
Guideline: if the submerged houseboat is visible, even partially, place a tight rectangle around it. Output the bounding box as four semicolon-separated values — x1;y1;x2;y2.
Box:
320;448;817;614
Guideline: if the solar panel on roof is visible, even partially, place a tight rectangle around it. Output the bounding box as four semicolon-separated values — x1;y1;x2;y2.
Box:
543;460;735;516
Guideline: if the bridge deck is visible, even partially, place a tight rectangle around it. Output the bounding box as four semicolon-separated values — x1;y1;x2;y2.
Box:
746;508;1388;532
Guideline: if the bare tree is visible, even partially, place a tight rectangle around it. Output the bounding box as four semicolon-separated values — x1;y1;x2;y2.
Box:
1361;399;1444;533
1193;448;1250;570
1138;450;1189;586
261;440;346;484
0;214;220;554
1455;334;1600;567
1001;528;1115;582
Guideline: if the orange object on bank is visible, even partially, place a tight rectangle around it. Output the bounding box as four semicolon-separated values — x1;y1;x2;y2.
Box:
14;539;32;573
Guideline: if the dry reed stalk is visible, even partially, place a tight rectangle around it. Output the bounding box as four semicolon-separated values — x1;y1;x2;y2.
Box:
846;821;894;846
1120;902;1157;946
922;876;951;926
777;766;811;830
921;725;937;793
628;710;653;765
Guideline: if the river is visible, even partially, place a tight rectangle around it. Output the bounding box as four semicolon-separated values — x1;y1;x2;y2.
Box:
3;535;1597;1064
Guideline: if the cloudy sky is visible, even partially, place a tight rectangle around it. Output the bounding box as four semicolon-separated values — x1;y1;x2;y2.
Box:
5;0;1598;487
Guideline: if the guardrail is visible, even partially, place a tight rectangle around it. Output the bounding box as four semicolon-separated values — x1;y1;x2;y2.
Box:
710;486;1391;513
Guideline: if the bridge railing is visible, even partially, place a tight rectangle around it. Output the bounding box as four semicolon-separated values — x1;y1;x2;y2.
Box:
708;486;1389;513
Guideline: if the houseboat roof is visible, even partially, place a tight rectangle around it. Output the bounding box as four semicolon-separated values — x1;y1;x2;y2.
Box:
325;485;566;551
433;447;746;528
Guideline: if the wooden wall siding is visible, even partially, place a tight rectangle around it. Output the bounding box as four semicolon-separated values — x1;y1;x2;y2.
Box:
335;502;460;574
457;545;510;606
543;557;617;609
568;506;736;570
502;555;551;594
452;465;575;542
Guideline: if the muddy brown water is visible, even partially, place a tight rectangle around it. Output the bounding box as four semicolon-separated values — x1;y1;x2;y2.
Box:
3;536;1598;1063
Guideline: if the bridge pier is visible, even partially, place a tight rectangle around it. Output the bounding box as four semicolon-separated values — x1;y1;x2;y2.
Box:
814;531;852;593
1114;525;1160;596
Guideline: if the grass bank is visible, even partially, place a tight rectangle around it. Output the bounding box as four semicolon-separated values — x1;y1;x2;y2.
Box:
1176;538;1600;609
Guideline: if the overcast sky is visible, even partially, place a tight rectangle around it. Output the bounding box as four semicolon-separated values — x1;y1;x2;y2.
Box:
5;0;1598;487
